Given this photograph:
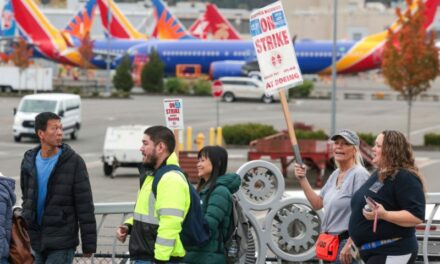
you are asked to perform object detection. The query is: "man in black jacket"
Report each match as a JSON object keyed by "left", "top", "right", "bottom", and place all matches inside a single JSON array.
[{"left": 20, "top": 112, "right": 97, "bottom": 264}]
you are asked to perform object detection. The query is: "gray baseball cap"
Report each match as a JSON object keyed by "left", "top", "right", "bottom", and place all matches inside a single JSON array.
[{"left": 330, "top": 129, "right": 360, "bottom": 146}]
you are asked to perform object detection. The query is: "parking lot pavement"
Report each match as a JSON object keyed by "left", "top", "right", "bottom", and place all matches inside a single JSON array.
[{"left": 1, "top": 95, "right": 440, "bottom": 202}]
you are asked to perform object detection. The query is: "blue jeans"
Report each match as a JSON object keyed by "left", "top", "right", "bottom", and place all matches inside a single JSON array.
[{"left": 34, "top": 248, "right": 75, "bottom": 264}]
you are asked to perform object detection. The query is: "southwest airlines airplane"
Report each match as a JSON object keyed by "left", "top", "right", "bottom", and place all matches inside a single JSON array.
[
  {"left": 11, "top": 0, "right": 439, "bottom": 79},
  {"left": 10, "top": 0, "right": 97, "bottom": 66},
  {"left": 117, "top": 0, "right": 439, "bottom": 79}
]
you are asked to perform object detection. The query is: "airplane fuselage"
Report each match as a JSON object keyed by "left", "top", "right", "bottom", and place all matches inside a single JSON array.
[{"left": 87, "top": 38, "right": 382, "bottom": 77}]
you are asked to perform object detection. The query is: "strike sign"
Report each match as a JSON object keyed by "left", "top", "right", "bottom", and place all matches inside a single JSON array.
[
  {"left": 250, "top": 1, "right": 303, "bottom": 95},
  {"left": 163, "top": 98, "right": 184, "bottom": 130}
]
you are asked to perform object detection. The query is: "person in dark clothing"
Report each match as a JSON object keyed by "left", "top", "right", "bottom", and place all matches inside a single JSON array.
[
  {"left": 183, "top": 146, "right": 241, "bottom": 264},
  {"left": 349, "top": 130, "right": 426, "bottom": 264},
  {"left": 0, "top": 172, "right": 16, "bottom": 264},
  {"left": 20, "top": 112, "right": 97, "bottom": 264}
]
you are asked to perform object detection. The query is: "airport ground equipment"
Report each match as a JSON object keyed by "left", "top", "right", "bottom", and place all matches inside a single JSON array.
[{"left": 102, "top": 125, "right": 149, "bottom": 177}]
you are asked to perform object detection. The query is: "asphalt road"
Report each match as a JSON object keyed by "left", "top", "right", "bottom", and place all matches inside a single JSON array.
[{"left": 1, "top": 93, "right": 440, "bottom": 203}]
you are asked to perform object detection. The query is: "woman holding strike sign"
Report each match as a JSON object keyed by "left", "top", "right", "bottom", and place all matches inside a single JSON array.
[{"left": 294, "top": 129, "right": 369, "bottom": 264}]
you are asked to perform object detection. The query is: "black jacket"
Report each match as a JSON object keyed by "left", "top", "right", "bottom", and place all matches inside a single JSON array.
[{"left": 20, "top": 143, "right": 97, "bottom": 253}]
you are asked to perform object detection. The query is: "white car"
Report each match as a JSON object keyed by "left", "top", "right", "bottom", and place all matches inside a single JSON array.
[{"left": 215, "top": 77, "right": 279, "bottom": 103}]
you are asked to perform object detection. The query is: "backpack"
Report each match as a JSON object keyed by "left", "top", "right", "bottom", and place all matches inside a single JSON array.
[
  {"left": 152, "top": 164, "right": 210, "bottom": 248},
  {"left": 222, "top": 194, "right": 255, "bottom": 264}
]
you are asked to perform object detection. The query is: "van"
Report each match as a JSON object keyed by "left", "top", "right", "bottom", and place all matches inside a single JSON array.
[{"left": 13, "top": 93, "right": 81, "bottom": 142}]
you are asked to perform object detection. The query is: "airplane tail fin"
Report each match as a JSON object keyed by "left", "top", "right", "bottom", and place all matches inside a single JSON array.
[
  {"left": 97, "top": 0, "right": 147, "bottom": 39},
  {"left": 189, "top": 13, "right": 208, "bottom": 39},
  {"left": 204, "top": 3, "right": 241, "bottom": 40},
  {"left": 1, "top": 0, "right": 16, "bottom": 38},
  {"left": 387, "top": 0, "right": 438, "bottom": 33},
  {"left": 63, "top": 0, "right": 97, "bottom": 39},
  {"left": 150, "top": 0, "right": 195, "bottom": 40},
  {"left": 11, "top": 0, "right": 87, "bottom": 66},
  {"left": 11, "top": 0, "right": 68, "bottom": 51},
  {"left": 331, "top": 0, "right": 439, "bottom": 74}
]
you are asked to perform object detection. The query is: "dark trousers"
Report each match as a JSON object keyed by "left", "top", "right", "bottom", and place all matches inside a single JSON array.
[{"left": 34, "top": 248, "right": 75, "bottom": 264}]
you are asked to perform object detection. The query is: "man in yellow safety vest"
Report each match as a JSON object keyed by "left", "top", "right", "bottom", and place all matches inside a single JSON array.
[{"left": 116, "top": 126, "right": 190, "bottom": 264}]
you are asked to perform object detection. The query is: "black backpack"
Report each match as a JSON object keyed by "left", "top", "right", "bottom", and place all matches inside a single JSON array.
[
  {"left": 222, "top": 194, "right": 255, "bottom": 264},
  {"left": 152, "top": 164, "right": 210, "bottom": 247}
]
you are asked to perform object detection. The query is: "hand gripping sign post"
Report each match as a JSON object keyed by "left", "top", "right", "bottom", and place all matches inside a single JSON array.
[
  {"left": 163, "top": 98, "right": 184, "bottom": 155},
  {"left": 250, "top": 1, "right": 304, "bottom": 164}
]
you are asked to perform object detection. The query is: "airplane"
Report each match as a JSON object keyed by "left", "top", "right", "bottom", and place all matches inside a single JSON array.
[
  {"left": 13, "top": 0, "right": 438, "bottom": 79},
  {"left": 189, "top": 3, "right": 241, "bottom": 40},
  {"left": 11, "top": 0, "right": 98, "bottom": 67},
  {"left": 115, "top": 0, "right": 438, "bottom": 79}
]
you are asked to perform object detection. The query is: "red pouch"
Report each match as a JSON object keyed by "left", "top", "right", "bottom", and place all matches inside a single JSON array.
[{"left": 315, "top": 233, "right": 339, "bottom": 262}]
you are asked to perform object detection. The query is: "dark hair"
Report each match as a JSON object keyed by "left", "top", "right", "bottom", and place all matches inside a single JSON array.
[
  {"left": 379, "top": 130, "right": 426, "bottom": 192},
  {"left": 35, "top": 112, "right": 61, "bottom": 135},
  {"left": 196, "top": 146, "right": 228, "bottom": 195},
  {"left": 144, "top": 126, "right": 175, "bottom": 154}
]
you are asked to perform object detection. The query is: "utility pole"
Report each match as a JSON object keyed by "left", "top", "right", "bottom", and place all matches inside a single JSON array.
[
  {"left": 105, "top": 0, "right": 112, "bottom": 96},
  {"left": 330, "top": 0, "right": 338, "bottom": 136}
]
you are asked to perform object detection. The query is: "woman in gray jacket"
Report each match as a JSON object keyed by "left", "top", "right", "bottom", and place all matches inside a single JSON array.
[{"left": 0, "top": 172, "right": 16, "bottom": 264}]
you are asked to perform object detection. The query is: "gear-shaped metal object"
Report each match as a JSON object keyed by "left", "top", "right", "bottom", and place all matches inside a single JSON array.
[
  {"left": 266, "top": 197, "right": 324, "bottom": 262},
  {"left": 244, "top": 171, "right": 274, "bottom": 201},
  {"left": 236, "top": 160, "right": 285, "bottom": 210},
  {"left": 275, "top": 205, "right": 320, "bottom": 253}
]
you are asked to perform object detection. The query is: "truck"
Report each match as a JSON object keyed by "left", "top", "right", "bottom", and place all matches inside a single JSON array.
[
  {"left": 0, "top": 66, "right": 53, "bottom": 92},
  {"left": 102, "top": 125, "right": 150, "bottom": 177}
]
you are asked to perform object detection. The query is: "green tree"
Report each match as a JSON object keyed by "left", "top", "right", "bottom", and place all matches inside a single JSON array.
[
  {"left": 112, "top": 54, "right": 134, "bottom": 92},
  {"left": 141, "top": 49, "right": 164, "bottom": 93},
  {"left": 382, "top": 0, "right": 439, "bottom": 139},
  {"left": 77, "top": 32, "right": 94, "bottom": 90}
]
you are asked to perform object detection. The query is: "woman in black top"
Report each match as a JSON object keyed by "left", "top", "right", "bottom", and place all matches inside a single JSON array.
[{"left": 349, "top": 130, "right": 426, "bottom": 264}]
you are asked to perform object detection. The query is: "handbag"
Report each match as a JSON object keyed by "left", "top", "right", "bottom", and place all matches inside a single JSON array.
[
  {"left": 9, "top": 209, "right": 34, "bottom": 264},
  {"left": 315, "top": 233, "right": 339, "bottom": 262}
]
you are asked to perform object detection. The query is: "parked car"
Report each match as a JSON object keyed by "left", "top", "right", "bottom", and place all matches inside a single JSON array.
[
  {"left": 13, "top": 93, "right": 81, "bottom": 142},
  {"left": 215, "top": 77, "right": 279, "bottom": 103}
]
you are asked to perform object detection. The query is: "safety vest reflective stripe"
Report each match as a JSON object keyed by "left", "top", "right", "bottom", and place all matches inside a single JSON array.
[
  {"left": 133, "top": 192, "right": 158, "bottom": 224},
  {"left": 156, "top": 236, "right": 176, "bottom": 247},
  {"left": 148, "top": 192, "right": 155, "bottom": 218},
  {"left": 158, "top": 208, "right": 184, "bottom": 217},
  {"left": 133, "top": 213, "right": 158, "bottom": 225}
]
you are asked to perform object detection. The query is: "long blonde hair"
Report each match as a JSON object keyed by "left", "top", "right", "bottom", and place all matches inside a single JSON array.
[{"left": 378, "top": 130, "right": 426, "bottom": 192}]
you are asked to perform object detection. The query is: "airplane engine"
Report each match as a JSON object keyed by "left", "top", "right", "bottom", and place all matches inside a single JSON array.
[{"left": 209, "top": 60, "right": 246, "bottom": 80}]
